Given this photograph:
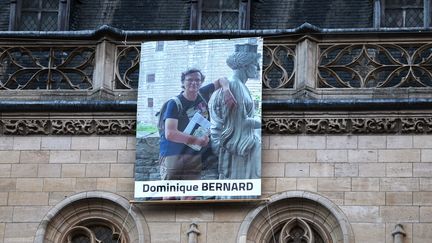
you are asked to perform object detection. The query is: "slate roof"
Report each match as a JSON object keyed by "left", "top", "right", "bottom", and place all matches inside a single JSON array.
[
  {"left": 0, "top": 0, "right": 382, "bottom": 31},
  {"left": 251, "top": 0, "right": 373, "bottom": 29}
]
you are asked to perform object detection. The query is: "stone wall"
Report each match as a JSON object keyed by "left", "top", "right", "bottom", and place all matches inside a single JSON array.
[{"left": 1, "top": 134, "right": 432, "bottom": 242}]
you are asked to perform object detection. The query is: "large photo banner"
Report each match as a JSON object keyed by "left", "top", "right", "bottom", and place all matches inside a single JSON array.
[{"left": 134, "top": 38, "right": 263, "bottom": 200}]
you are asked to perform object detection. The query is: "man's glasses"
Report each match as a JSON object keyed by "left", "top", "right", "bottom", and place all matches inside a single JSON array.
[{"left": 185, "top": 79, "right": 202, "bottom": 83}]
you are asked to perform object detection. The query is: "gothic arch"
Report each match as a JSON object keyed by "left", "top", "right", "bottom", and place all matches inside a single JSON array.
[
  {"left": 34, "top": 191, "right": 150, "bottom": 243},
  {"left": 237, "top": 191, "right": 355, "bottom": 243}
]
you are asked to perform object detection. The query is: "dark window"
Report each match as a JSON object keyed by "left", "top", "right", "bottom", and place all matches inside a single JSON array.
[
  {"left": 147, "top": 74, "right": 155, "bottom": 83},
  {"left": 382, "top": 0, "right": 426, "bottom": 27},
  {"left": 9, "top": 0, "right": 70, "bottom": 31},
  {"left": 156, "top": 41, "right": 164, "bottom": 51},
  {"left": 190, "top": 0, "right": 250, "bottom": 30},
  {"left": 148, "top": 98, "right": 154, "bottom": 108}
]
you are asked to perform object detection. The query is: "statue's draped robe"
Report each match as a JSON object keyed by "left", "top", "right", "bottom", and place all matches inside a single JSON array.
[{"left": 209, "top": 79, "right": 260, "bottom": 179}]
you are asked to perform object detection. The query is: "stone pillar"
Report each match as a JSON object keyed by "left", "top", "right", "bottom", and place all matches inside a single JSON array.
[
  {"left": 294, "top": 37, "right": 318, "bottom": 95},
  {"left": 93, "top": 39, "right": 116, "bottom": 94},
  {"left": 392, "top": 224, "right": 406, "bottom": 243},
  {"left": 187, "top": 222, "right": 201, "bottom": 243}
]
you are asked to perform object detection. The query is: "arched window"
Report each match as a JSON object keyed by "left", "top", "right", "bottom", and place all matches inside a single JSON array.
[
  {"left": 237, "top": 191, "right": 355, "bottom": 243},
  {"left": 34, "top": 191, "right": 149, "bottom": 243}
]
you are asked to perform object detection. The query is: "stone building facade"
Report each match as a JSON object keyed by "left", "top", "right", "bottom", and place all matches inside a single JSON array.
[{"left": 0, "top": 0, "right": 432, "bottom": 243}]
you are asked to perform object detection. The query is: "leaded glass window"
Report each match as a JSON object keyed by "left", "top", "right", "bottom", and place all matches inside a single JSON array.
[
  {"left": 65, "top": 222, "right": 126, "bottom": 243},
  {"left": 382, "top": 0, "right": 424, "bottom": 27},
  {"left": 10, "top": 0, "right": 70, "bottom": 31},
  {"left": 190, "top": 0, "right": 250, "bottom": 30}
]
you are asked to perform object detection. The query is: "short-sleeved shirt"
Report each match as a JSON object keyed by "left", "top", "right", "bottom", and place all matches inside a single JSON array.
[{"left": 159, "top": 83, "right": 215, "bottom": 156}]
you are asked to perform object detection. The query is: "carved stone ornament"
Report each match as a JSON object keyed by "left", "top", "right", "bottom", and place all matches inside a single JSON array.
[
  {"left": 2, "top": 112, "right": 432, "bottom": 135},
  {"left": 0, "top": 114, "right": 136, "bottom": 135},
  {"left": 262, "top": 113, "right": 432, "bottom": 135}
]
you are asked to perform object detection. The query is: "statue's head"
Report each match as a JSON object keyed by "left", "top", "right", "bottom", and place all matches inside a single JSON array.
[{"left": 226, "top": 44, "right": 260, "bottom": 79}]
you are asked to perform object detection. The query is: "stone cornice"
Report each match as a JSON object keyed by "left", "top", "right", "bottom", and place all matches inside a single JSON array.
[
  {"left": 1, "top": 111, "right": 432, "bottom": 135},
  {"left": 262, "top": 111, "right": 432, "bottom": 134}
]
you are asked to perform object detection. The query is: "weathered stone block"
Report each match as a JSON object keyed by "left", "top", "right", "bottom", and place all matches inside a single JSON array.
[
  {"left": 348, "top": 150, "right": 377, "bottom": 163},
  {"left": 269, "top": 135, "right": 297, "bottom": 149},
  {"left": 118, "top": 150, "right": 136, "bottom": 163},
  {"left": 413, "top": 223, "right": 432, "bottom": 242},
  {"left": 49, "top": 151, "right": 80, "bottom": 164},
  {"left": 297, "top": 178, "right": 317, "bottom": 192},
  {"left": 80, "top": 151, "right": 117, "bottom": 163},
  {"left": 8, "top": 192, "right": 48, "bottom": 206},
  {"left": 317, "top": 178, "right": 351, "bottom": 191},
  {"left": 352, "top": 178, "right": 379, "bottom": 191},
  {"left": 43, "top": 178, "right": 76, "bottom": 192},
  {"left": 61, "top": 164, "right": 86, "bottom": 177},
  {"left": 262, "top": 163, "right": 284, "bottom": 177},
  {"left": 387, "top": 135, "right": 413, "bottom": 148},
  {"left": 37, "top": 164, "right": 61, "bottom": 178},
  {"left": 0, "top": 179, "right": 16, "bottom": 192},
  {"left": 12, "top": 206, "right": 51, "bottom": 222},
  {"left": 344, "top": 192, "right": 385, "bottom": 205},
  {"left": 413, "top": 135, "right": 432, "bottom": 148},
  {"left": 358, "top": 135, "right": 386, "bottom": 149},
  {"left": 380, "top": 178, "right": 419, "bottom": 191},
  {"left": 148, "top": 222, "right": 181, "bottom": 243},
  {"left": 0, "top": 151, "right": 20, "bottom": 164},
  {"left": 16, "top": 178, "right": 43, "bottom": 192},
  {"left": 285, "top": 163, "right": 309, "bottom": 177},
  {"left": 386, "top": 163, "right": 412, "bottom": 177},
  {"left": 85, "top": 164, "right": 110, "bottom": 177},
  {"left": 380, "top": 206, "right": 419, "bottom": 222},
  {"left": 96, "top": 178, "right": 117, "bottom": 191},
  {"left": 326, "top": 135, "right": 357, "bottom": 149},
  {"left": 110, "top": 164, "right": 134, "bottom": 177},
  {"left": 414, "top": 192, "right": 432, "bottom": 206},
  {"left": 310, "top": 163, "right": 334, "bottom": 177},
  {"left": 386, "top": 192, "right": 412, "bottom": 205},
  {"left": 335, "top": 163, "right": 358, "bottom": 177},
  {"left": 351, "top": 223, "right": 385, "bottom": 243},
  {"left": 279, "top": 150, "right": 315, "bottom": 162},
  {"left": 276, "top": 178, "right": 296, "bottom": 192},
  {"left": 0, "top": 137, "right": 14, "bottom": 150},
  {"left": 0, "top": 165, "right": 11, "bottom": 177},
  {"left": 316, "top": 150, "right": 347, "bottom": 162},
  {"left": 99, "top": 136, "right": 127, "bottom": 150},
  {"left": 298, "top": 136, "right": 326, "bottom": 149},
  {"left": 19, "top": 151, "right": 49, "bottom": 164},
  {"left": 41, "top": 137, "right": 71, "bottom": 150},
  {"left": 413, "top": 163, "right": 432, "bottom": 177},
  {"left": 207, "top": 223, "right": 240, "bottom": 243},
  {"left": 359, "top": 163, "right": 385, "bottom": 177},
  {"left": 262, "top": 149, "right": 278, "bottom": 163},
  {"left": 378, "top": 149, "right": 420, "bottom": 162},
  {"left": 71, "top": 136, "right": 99, "bottom": 150},
  {"left": 13, "top": 137, "right": 41, "bottom": 150},
  {"left": 340, "top": 206, "right": 379, "bottom": 222},
  {"left": 11, "top": 164, "right": 38, "bottom": 178}
]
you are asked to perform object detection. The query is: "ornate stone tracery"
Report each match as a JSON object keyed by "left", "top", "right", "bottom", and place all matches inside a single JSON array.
[{"left": 263, "top": 114, "right": 432, "bottom": 134}]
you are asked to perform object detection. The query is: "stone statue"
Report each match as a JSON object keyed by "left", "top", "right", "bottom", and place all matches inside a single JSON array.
[{"left": 209, "top": 43, "right": 261, "bottom": 180}]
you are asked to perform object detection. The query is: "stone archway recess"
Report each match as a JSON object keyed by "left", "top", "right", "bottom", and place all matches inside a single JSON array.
[
  {"left": 34, "top": 191, "right": 150, "bottom": 243},
  {"left": 237, "top": 191, "right": 355, "bottom": 243}
]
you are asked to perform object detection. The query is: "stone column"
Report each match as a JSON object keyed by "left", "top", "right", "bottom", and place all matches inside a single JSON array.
[
  {"left": 187, "top": 222, "right": 201, "bottom": 243},
  {"left": 391, "top": 224, "right": 406, "bottom": 243},
  {"left": 294, "top": 37, "right": 318, "bottom": 96}
]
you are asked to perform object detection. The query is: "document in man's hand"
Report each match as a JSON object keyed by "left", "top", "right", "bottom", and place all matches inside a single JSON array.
[{"left": 184, "top": 112, "right": 211, "bottom": 151}]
